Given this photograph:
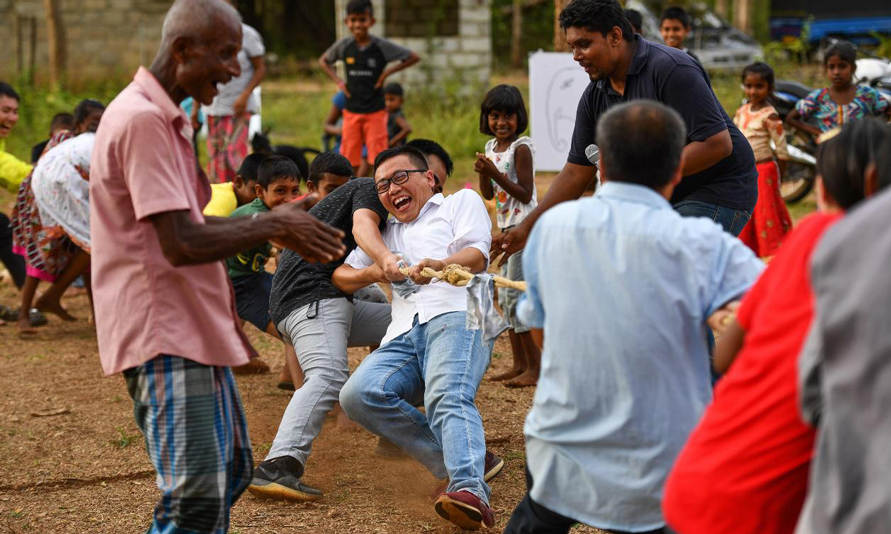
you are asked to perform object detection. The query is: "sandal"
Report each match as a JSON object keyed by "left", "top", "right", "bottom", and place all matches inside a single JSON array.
[
  {"left": 0, "top": 305, "right": 16, "bottom": 322},
  {"left": 29, "top": 309, "right": 48, "bottom": 327}
]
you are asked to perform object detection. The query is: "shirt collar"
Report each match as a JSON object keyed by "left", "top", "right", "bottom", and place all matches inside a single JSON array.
[
  {"left": 389, "top": 192, "right": 444, "bottom": 225},
  {"left": 597, "top": 181, "right": 671, "bottom": 210},
  {"left": 596, "top": 35, "right": 649, "bottom": 91},
  {"left": 133, "top": 67, "right": 189, "bottom": 126}
]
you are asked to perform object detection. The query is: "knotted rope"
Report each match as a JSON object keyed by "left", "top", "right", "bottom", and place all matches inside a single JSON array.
[{"left": 398, "top": 264, "right": 527, "bottom": 292}]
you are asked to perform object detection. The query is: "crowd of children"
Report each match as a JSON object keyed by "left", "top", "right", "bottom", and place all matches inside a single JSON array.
[{"left": 3, "top": 0, "right": 891, "bottom": 532}]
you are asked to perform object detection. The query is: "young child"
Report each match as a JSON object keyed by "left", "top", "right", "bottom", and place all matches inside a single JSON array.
[
  {"left": 204, "top": 152, "right": 267, "bottom": 218},
  {"left": 734, "top": 62, "right": 793, "bottom": 257},
  {"left": 302, "top": 151, "right": 353, "bottom": 209},
  {"left": 227, "top": 156, "right": 302, "bottom": 382},
  {"left": 384, "top": 82, "right": 411, "bottom": 147},
  {"left": 660, "top": 7, "right": 699, "bottom": 62},
  {"left": 12, "top": 98, "right": 105, "bottom": 334},
  {"left": 663, "top": 118, "right": 891, "bottom": 534},
  {"left": 475, "top": 84, "right": 540, "bottom": 388},
  {"left": 787, "top": 40, "right": 890, "bottom": 139},
  {"left": 503, "top": 101, "right": 764, "bottom": 534},
  {"left": 319, "top": 0, "right": 420, "bottom": 174},
  {"left": 31, "top": 113, "right": 74, "bottom": 164}
]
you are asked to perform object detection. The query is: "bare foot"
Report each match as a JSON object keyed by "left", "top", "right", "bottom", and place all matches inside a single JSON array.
[
  {"left": 505, "top": 369, "right": 539, "bottom": 388},
  {"left": 17, "top": 317, "right": 38, "bottom": 335},
  {"left": 35, "top": 298, "right": 77, "bottom": 322},
  {"left": 489, "top": 367, "right": 525, "bottom": 382}
]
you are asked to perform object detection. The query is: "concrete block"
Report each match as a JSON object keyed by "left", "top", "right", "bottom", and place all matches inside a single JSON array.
[{"left": 460, "top": 36, "right": 489, "bottom": 53}]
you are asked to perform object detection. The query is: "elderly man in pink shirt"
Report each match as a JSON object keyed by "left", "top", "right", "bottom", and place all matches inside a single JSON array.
[{"left": 89, "top": 1, "right": 345, "bottom": 532}]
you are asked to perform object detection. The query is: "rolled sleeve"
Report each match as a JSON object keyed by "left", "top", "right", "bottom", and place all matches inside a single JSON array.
[
  {"left": 706, "top": 232, "right": 765, "bottom": 316},
  {"left": 121, "top": 113, "right": 191, "bottom": 220},
  {"left": 447, "top": 190, "right": 492, "bottom": 265},
  {"left": 345, "top": 247, "right": 374, "bottom": 269},
  {"left": 662, "top": 65, "right": 728, "bottom": 142},
  {"left": 516, "top": 224, "right": 545, "bottom": 328}
]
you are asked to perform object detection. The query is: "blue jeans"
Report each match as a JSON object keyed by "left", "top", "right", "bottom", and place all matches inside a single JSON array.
[
  {"left": 673, "top": 200, "right": 751, "bottom": 237},
  {"left": 339, "top": 312, "right": 492, "bottom": 502}
]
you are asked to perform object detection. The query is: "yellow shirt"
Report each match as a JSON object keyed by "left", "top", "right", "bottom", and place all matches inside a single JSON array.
[
  {"left": 203, "top": 182, "right": 238, "bottom": 217},
  {"left": 0, "top": 138, "right": 33, "bottom": 194}
]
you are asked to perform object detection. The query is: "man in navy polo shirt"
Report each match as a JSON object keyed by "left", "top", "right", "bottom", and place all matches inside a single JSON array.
[{"left": 493, "top": 0, "right": 757, "bottom": 263}]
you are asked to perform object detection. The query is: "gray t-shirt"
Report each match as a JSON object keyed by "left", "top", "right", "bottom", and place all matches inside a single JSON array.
[
  {"left": 795, "top": 188, "right": 891, "bottom": 534},
  {"left": 204, "top": 23, "right": 265, "bottom": 117},
  {"left": 324, "top": 36, "right": 411, "bottom": 114}
]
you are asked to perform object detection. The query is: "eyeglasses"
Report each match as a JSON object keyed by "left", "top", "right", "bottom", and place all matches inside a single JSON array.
[{"left": 375, "top": 169, "right": 427, "bottom": 194}]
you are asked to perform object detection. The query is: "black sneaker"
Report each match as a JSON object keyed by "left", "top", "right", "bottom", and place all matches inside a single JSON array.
[{"left": 247, "top": 456, "right": 323, "bottom": 502}]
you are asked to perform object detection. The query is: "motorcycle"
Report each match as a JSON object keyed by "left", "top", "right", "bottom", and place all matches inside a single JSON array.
[
  {"left": 771, "top": 56, "right": 891, "bottom": 204},
  {"left": 772, "top": 81, "right": 819, "bottom": 203}
]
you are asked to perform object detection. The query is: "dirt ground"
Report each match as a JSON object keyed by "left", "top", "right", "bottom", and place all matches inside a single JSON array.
[{"left": 0, "top": 281, "right": 607, "bottom": 534}]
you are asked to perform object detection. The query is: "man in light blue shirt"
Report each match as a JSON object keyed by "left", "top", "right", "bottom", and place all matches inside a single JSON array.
[{"left": 503, "top": 101, "right": 764, "bottom": 534}]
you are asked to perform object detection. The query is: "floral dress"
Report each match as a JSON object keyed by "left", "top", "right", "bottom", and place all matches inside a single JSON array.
[
  {"left": 11, "top": 130, "right": 77, "bottom": 282},
  {"left": 795, "top": 86, "right": 889, "bottom": 133}
]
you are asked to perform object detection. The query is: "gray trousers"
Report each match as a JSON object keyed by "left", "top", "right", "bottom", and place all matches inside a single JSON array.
[{"left": 266, "top": 297, "right": 391, "bottom": 465}]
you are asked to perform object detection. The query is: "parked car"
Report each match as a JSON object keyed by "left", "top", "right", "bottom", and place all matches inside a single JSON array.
[{"left": 626, "top": 1, "right": 763, "bottom": 70}]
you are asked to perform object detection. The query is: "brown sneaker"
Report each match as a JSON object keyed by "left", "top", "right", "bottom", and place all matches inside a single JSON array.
[
  {"left": 429, "top": 451, "right": 504, "bottom": 500},
  {"left": 434, "top": 490, "right": 494, "bottom": 530},
  {"left": 232, "top": 358, "right": 270, "bottom": 375}
]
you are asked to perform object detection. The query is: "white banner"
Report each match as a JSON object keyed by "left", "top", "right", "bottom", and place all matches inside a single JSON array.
[{"left": 529, "top": 51, "right": 591, "bottom": 171}]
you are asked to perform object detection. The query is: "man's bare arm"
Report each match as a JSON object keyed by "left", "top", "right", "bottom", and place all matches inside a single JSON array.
[
  {"left": 490, "top": 161, "right": 595, "bottom": 265},
  {"left": 682, "top": 129, "right": 733, "bottom": 176},
  {"left": 352, "top": 208, "right": 405, "bottom": 281},
  {"left": 151, "top": 199, "right": 345, "bottom": 267},
  {"left": 332, "top": 263, "right": 387, "bottom": 294}
]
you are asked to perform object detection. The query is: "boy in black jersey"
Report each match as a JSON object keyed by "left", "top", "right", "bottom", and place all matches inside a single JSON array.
[{"left": 319, "top": 0, "right": 420, "bottom": 175}]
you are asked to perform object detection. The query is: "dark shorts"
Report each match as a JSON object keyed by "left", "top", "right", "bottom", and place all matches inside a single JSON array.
[{"left": 232, "top": 271, "right": 273, "bottom": 332}]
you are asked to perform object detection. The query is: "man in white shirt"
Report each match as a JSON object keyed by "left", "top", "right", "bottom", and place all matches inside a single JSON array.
[{"left": 335, "top": 145, "right": 496, "bottom": 530}]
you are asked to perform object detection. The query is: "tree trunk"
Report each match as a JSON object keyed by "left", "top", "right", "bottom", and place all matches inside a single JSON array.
[
  {"left": 510, "top": 0, "right": 523, "bottom": 69},
  {"left": 554, "top": 0, "right": 571, "bottom": 52},
  {"left": 714, "top": 0, "right": 729, "bottom": 18},
  {"left": 734, "top": 0, "right": 753, "bottom": 34},
  {"left": 43, "top": 0, "right": 65, "bottom": 88}
]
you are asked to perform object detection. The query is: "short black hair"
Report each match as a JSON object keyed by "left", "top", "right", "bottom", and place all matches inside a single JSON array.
[
  {"left": 479, "top": 85, "right": 528, "bottom": 136},
  {"left": 237, "top": 153, "right": 268, "bottom": 184},
  {"left": 346, "top": 0, "right": 373, "bottom": 16},
  {"left": 597, "top": 101, "right": 686, "bottom": 189},
  {"left": 406, "top": 139, "right": 454, "bottom": 177},
  {"left": 308, "top": 152, "right": 353, "bottom": 184},
  {"left": 741, "top": 61, "right": 776, "bottom": 92},
  {"left": 73, "top": 99, "right": 105, "bottom": 125},
  {"left": 559, "top": 0, "right": 633, "bottom": 41},
  {"left": 823, "top": 40, "right": 857, "bottom": 68},
  {"left": 257, "top": 155, "right": 301, "bottom": 189},
  {"left": 817, "top": 119, "right": 891, "bottom": 210},
  {"left": 624, "top": 9, "right": 642, "bottom": 34},
  {"left": 660, "top": 6, "right": 691, "bottom": 28},
  {"left": 0, "top": 82, "right": 20, "bottom": 101},
  {"left": 50, "top": 112, "right": 75, "bottom": 132},
  {"left": 384, "top": 82, "right": 404, "bottom": 97},
  {"left": 373, "top": 145, "right": 429, "bottom": 178}
]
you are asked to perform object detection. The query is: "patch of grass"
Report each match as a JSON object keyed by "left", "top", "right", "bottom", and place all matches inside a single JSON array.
[{"left": 109, "top": 426, "right": 140, "bottom": 449}]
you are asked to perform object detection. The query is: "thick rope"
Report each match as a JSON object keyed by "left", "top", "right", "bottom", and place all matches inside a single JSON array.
[{"left": 398, "top": 264, "right": 527, "bottom": 292}]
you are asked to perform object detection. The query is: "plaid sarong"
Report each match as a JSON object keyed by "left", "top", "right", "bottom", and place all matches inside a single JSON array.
[
  {"left": 206, "top": 113, "right": 251, "bottom": 184},
  {"left": 124, "top": 355, "right": 253, "bottom": 533}
]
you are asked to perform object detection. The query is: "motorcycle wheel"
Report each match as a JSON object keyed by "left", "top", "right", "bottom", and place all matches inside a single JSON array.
[{"left": 781, "top": 160, "right": 815, "bottom": 204}]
